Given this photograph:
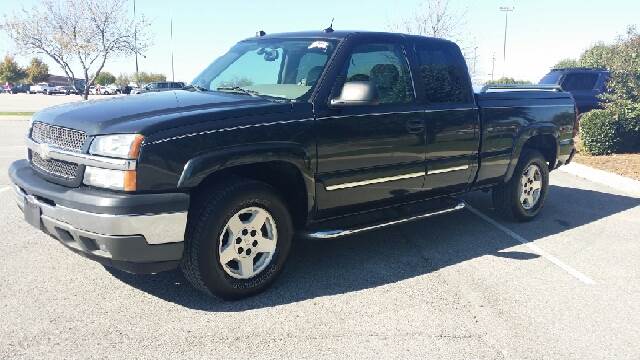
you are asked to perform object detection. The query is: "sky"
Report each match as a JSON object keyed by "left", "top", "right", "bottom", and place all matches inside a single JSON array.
[{"left": 1, "top": 0, "right": 639, "bottom": 85}]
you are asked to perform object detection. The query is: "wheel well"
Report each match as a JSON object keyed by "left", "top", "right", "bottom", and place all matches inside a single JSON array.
[
  {"left": 522, "top": 134, "right": 557, "bottom": 170},
  {"left": 192, "top": 162, "right": 309, "bottom": 229}
]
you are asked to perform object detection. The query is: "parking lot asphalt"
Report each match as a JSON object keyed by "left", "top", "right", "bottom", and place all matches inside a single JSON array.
[{"left": 1, "top": 118, "right": 639, "bottom": 359}]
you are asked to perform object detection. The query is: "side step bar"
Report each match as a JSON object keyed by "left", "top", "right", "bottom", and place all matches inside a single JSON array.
[{"left": 305, "top": 200, "right": 466, "bottom": 239}]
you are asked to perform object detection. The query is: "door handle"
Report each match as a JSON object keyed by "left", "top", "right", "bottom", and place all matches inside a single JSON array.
[{"left": 406, "top": 119, "right": 425, "bottom": 134}]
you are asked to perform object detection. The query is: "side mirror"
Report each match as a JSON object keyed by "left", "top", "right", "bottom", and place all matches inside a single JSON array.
[{"left": 330, "top": 81, "right": 379, "bottom": 107}]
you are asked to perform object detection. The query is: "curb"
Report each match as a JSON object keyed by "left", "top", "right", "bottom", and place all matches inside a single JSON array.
[
  {"left": 0, "top": 115, "right": 31, "bottom": 121},
  {"left": 559, "top": 162, "right": 640, "bottom": 198}
]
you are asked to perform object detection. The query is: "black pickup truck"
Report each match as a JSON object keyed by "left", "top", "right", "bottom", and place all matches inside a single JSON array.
[{"left": 9, "top": 31, "right": 577, "bottom": 299}]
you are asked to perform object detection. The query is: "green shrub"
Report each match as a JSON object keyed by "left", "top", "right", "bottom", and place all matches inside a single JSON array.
[
  {"left": 580, "top": 109, "right": 640, "bottom": 155},
  {"left": 580, "top": 110, "right": 620, "bottom": 155}
]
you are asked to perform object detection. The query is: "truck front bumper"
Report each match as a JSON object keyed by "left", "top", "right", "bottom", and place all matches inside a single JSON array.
[{"left": 9, "top": 160, "right": 188, "bottom": 274}]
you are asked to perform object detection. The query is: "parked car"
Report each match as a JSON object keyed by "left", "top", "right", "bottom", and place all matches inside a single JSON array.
[
  {"left": 9, "top": 31, "right": 577, "bottom": 300},
  {"left": 101, "top": 84, "right": 120, "bottom": 95},
  {"left": 539, "top": 68, "right": 609, "bottom": 115},
  {"left": 29, "top": 82, "right": 57, "bottom": 95},
  {"left": 133, "top": 81, "right": 185, "bottom": 94},
  {"left": 53, "top": 85, "right": 79, "bottom": 95},
  {"left": 8, "top": 84, "right": 31, "bottom": 94}
]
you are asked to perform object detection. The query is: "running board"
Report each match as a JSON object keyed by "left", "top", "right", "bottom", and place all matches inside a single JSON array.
[{"left": 305, "top": 199, "right": 466, "bottom": 239}]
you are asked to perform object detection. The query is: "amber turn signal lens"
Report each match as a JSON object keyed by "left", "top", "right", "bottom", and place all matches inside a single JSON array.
[
  {"left": 128, "top": 134, "right": 145, "bottom": 159},
  {"left": 124, "top": 170, "right": 137, "bottom": 192}
]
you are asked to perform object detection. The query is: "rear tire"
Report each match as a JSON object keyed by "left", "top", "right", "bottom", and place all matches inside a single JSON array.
[
  {"left": 181, "top": 178, "right": 293, "bottom": 300},
  {"left": 492, "top": 149, "right": 549, "bottom": 222}
]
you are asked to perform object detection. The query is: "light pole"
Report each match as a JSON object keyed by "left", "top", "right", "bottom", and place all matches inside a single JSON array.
[
  {"left": 133, "top": 0, "right": 139, "bottom": 86},
  {"left": 499, "top": 6, "right": 514, "bottom": 76},
  {"left": 170, "top": 18, "right": 175, "bottom": 82},
  {"left": 473, "top": 46, "right": 478, "bottom": 75}
]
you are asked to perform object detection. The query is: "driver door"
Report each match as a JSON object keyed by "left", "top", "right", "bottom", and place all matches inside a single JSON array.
[{"left": 314, "top": 36, "right": 427, "bottom": 217}]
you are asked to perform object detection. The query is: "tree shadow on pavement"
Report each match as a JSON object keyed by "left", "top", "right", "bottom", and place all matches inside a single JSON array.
[{"left": 108, "top": 185, "right": 639, "bottom": 311}]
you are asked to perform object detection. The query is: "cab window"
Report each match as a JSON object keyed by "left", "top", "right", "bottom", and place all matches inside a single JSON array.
[
  {"left": 342, "top": 43, "right": 415, "bottom": 105},
  {"left": 414, "top": 41, "right": 473, "bottom": 104}
]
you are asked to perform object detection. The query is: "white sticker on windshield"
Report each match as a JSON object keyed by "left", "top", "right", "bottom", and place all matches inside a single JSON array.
[{"left": 308, "top": 41, "right": 329, "bottom": 50}]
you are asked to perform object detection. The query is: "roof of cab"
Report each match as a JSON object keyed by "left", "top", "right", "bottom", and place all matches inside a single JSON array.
[{"left": 244, "top": 30, "right": 457, "bottom": 45}]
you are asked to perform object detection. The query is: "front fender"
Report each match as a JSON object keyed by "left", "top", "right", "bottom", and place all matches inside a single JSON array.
[
  {"left": 177, "top": 141, "right": 313, "bottom": 189},
  {"left": 504, "top": 123, "right": 559, "bottom": 183}
]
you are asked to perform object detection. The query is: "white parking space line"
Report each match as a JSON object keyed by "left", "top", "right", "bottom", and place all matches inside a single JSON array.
[{"left": 466, "top": 205, "right": 596, "bottom": 285}]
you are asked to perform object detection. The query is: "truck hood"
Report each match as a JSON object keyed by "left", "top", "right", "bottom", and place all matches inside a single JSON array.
[{"left": 32, "top": 90, "right": 288, "bottom": 136}]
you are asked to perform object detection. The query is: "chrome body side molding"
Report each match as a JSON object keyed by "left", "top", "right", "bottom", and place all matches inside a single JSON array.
[
  {"left": 427, "top": 165, "right": 469, "bottom": 175},
  {"left": 325, "top": 171, "right": 426, "bottom": 191}
]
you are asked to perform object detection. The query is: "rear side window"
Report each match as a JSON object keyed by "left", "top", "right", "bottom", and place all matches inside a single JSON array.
[
  {"left": 562, "top": 73, "right": 599, "bottom": 91},
  {"left": 540, "top": 72, "right": 562, "bottom": 85},
  {"left": 414, "top": 41, "right": 472, "bottom": 104}
]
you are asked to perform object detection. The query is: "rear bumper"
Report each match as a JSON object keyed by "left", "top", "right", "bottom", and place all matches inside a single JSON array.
[{"left": 9, "top": 160, "right": 188, "bottom": 274}]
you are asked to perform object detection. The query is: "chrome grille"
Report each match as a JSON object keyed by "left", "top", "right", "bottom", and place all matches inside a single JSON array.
[
  {"left": 31, "top": 152, "right": 79, "bottom": 179},
  {"left": 31, "top": 122, "right": 87, "bottom": 152}
]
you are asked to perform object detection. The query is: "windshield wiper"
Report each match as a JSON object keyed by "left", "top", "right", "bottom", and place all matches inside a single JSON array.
[
  {"left": 216, "top": 86, "right": 291, "bottom": 102},
  {"left": 183, "top": 84, "right": 209, "bottom": 92},
  {"left": 216, "top": 86, "right": 260, "bottom": 97}
]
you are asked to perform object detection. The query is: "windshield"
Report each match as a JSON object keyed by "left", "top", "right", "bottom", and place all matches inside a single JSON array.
[{"left": 191, "top": 39, "right": 337, "bottom": 101}]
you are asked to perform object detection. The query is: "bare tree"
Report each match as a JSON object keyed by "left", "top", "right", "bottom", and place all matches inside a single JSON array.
[
  {"left": 390, "top": 0, "right": 465, "bottom": 39},
  {"left": 388, "top": 0, "right": 478, "bottom": 79},
  {"left": 2, "top": 0, "right": 149, "bottom": 99}
]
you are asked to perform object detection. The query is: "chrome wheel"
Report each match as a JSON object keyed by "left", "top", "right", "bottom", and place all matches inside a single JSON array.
[
  {"left": 218, "top": 207, "right": 278, "bottom": 279},
  {"left": 519, "top": 164, "right": 543, "bottom": 210}
]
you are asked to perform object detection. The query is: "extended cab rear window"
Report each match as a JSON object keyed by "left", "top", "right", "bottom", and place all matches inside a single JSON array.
[
  {"left": 414, "top": 41, "right": 472, "bottom": 104},
  {"left": 562, "top": 73, "right": 599, "bottom": 91}
]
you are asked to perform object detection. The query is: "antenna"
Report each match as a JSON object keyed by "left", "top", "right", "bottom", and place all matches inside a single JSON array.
[{"left": 324, "top": 18, "right": 335, "bottom": 33}]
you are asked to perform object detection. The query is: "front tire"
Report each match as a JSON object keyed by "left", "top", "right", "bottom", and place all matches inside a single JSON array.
[
  {"left": 181, "top": 178, "right": 293, "bottom": 300},
  {"left": 492, "top": 150, "right": 549, "bottom": 222}
]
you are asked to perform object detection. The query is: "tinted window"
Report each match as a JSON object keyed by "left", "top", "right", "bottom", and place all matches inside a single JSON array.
[
  {"left": 540, "top": 71, "right": 562, "bottom": 85},
  {"left": 343, "top": 43, "right": 414, "bottom": 105},
  {"left": 415, "top": 41, "right": 472, "bottom": 104},
  {"left": 562, "top": 73, "right": 599, "bottom": 91},
  {"left": 158, "top": 82, "right": 169, "bottom": 89}
]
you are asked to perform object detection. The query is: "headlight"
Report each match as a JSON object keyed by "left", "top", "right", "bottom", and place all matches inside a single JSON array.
[
  {"left": 83, "top": 166, "right": 137, "bottom": 191},
  {"left": 89, "top": 134, "right": 144, "bottom": 159}
]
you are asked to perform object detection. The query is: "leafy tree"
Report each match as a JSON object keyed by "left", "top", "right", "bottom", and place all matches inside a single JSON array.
[
  {"left": 0, "top": 55, "right": 25, "bottom": 84},
  {"left": 597, "top": 27, "right": 640, "bottom": 115},
  {"left": 2, "top": 0, "right": 150, "bottom": 99},
  {"left": 115, "top": 73, "right": 131, "bottom": 87},
  {"left": 579, "top": 43, "right": 613, "bottom": 69},
  {"left": 136, "top": 72, "right": 167, "bottom": 85},
  {"left": 484, "top": 77, "right": 532, "bottom": 86},
  {"left": 94, "top": 71, "right": 116, "bottom": 85},
  {"left": 24, "top": 58, "right": 49, "bottom": 84},
  {"left": 553, "top": 58, "right": 580, "bottom": 69}
]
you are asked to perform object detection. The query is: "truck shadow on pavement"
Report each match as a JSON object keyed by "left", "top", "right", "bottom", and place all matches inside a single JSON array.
[{"left": 108, "top": 185, "right": 639, "bottom": 311}]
